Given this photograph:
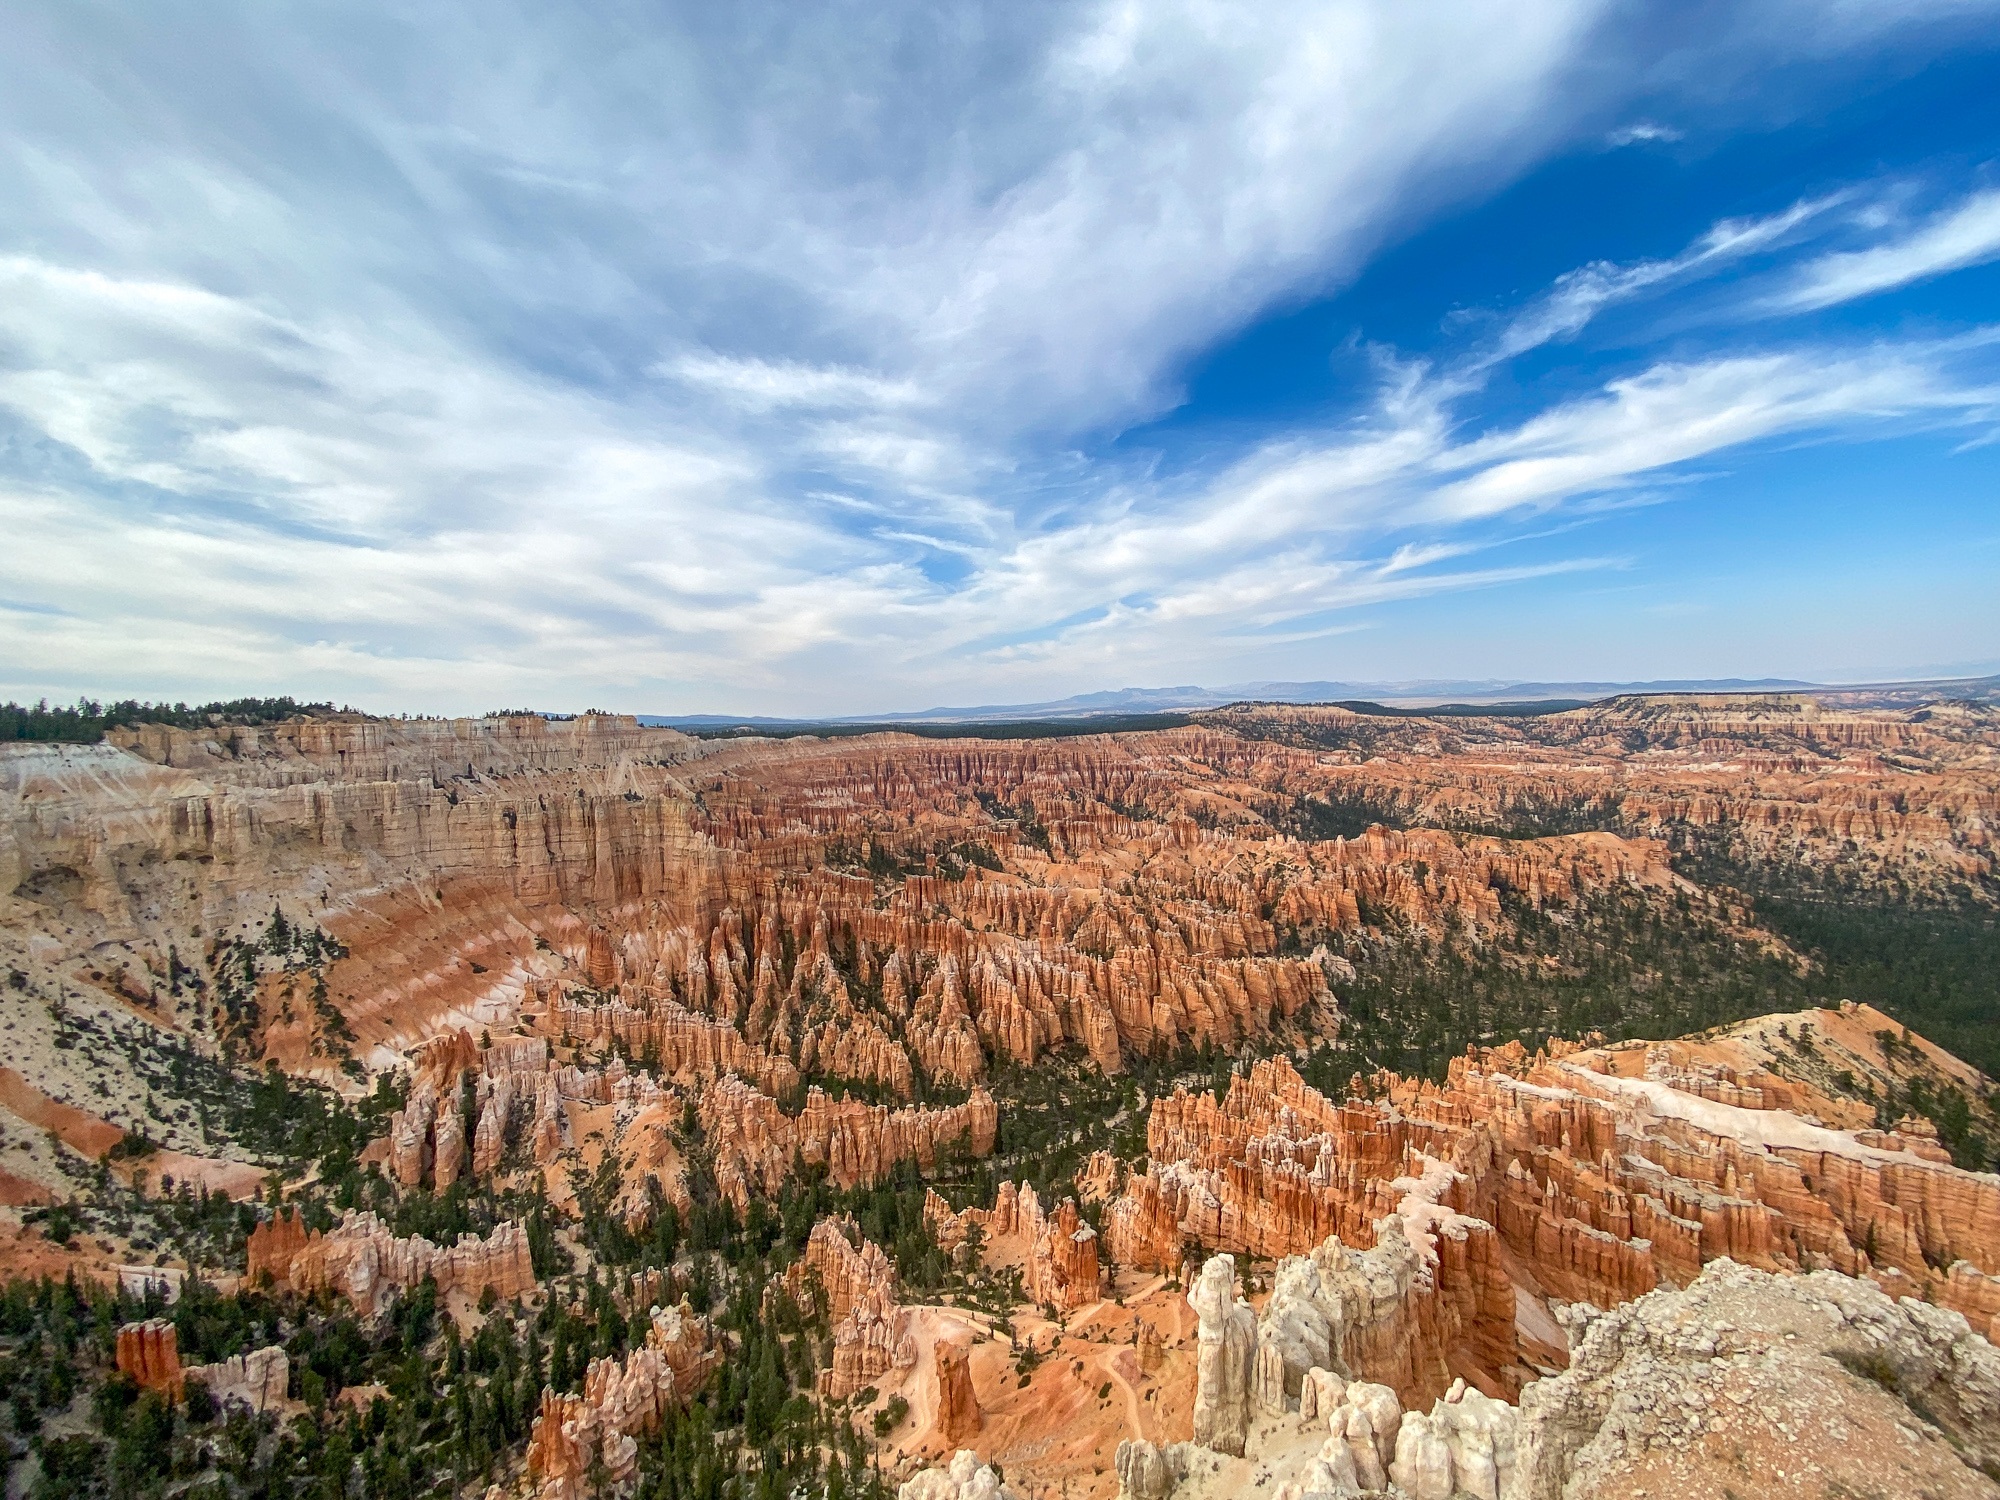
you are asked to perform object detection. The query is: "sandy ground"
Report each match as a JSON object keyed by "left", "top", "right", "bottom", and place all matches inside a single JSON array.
[
  {"left": 0, "top": 1212, "right": 123, "bottom": 1287},
  {"left": 864, "top": 1271, "right": 1201, "bottom": 1500},
  {"left": 0, "top": 1064, "right": 266, "bottom": 1201}
]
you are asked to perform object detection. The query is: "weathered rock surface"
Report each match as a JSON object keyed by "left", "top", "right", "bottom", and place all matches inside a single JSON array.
[
  {"left": 928, "top": 1182, "right": 1102, "bottom": 1311},
  {"left": 1111, "top": 1439, "right": 1176, "bottom": 1500},
  {"left": 1510, "top": 1259, "right": 2000, "bottom": 1500},
  {"left": 1204, "top": 695, "right": 2000, "bottom": 904},
  {"left": 934, "top": 1338, "right": 981, "bottom": 1447},
  {"left": 185, "top": 1347, "right": 291, "bottom": 1413},
  {"left": 782, "top": 1218, "right": 919, "bottom": 1400},
  {"left": 1109, "top": 1028, "right": 2000, "bottom": 1407},
  {"left": 898, "top": 1450, "right": 1023, "bottom": 1500},
  {"left": 2, "top": 704, "right": 1771, "bottom": 1098},
  {"left": 1188, "top": 1254, "right": 1255, "bottom": 1456},
  {"left": 526, "top": 1301, "right": 721, "bottom": 1500},
  {"left": 1270, "top": 1374, "right": 1519, "bottom": 1500},
  {"left": 117, "top": 1319, "right": 289, "bottom": 1412},
  {"left": 698, "top": 1075, "right": 997, "bottom": 1209},
  {"left": 116, "top": 1318, "right": 181, "bottom": 1391},
  {"left": 248, "top": 1208, "right": 534, "bottom": 1315}
]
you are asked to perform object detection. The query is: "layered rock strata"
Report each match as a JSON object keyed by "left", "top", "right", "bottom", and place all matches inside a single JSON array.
[
  {"left": 697, "top": 1076, "right": 997, "bottom": 1209},
  {"left": 372, "top": 1019, "right": 995, "bottom": 1228},
  {"left": 1203, "top": 695, "right": 2000, "bottom": 903},
  {"left": 2, "top": 706, "right": 1744, "bottom": 1095},
  {"left": 1107, "top": 1035, "right": 2000, "bottom": 1407}
]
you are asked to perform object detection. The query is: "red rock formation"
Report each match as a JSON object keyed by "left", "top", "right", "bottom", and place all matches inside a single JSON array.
[
  {"left": 246, "top": 1207, "right": 313, "bottom": 1286},
  {"left": 785, "top": 1218, "right": 899, "bottom": 1323},
  {"left": 783, "top": 1219, "right": 918, "bottom": 1400},
  {"left": 255, "top": 1210, "right": 535, "bottom": 1314},
  {"left": 542, "top": 994, "right": 800, "bottom": 1097},
  {"left": 115, "top": 1320, "right": 291, "bottom": 1412},
  {"left": 697, "top": 1075, "right": 996, "bottom": 1210},
  {"left": 934, "top": 1338, "right": 981, "bottom": 1447},
  {"left": 116, "top": 1319, "right": 181, "bottom": 1392},
  {"left": 925, "top": 1180, "right": 1102, "bottom": 1311},
  {"left": 1102, "top": 1170, "right": 1183, "bottom": 1275},
  {"left": 1200, "top": 697, "right": 1999, "bottom": 904},
  {"left": 526, "top": 1301, "right": 721, "bottom": 1500},
  {"left": 1027, "top": 1198, "right": 1102, "bottom": 1312},
  {"left": 1110, "top": 1030, "right": 2000, "bottom": 1407},
  {"left": 11, "top": 697, "right": 1991, "bottom": 1103},
  {"left": 1075, "top": 1150, "right": 1123, "bottom": 1205}
]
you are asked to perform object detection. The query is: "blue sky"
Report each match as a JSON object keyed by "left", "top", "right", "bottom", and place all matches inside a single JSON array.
[{"left": 1, "top": 2, "right": 1997, "bottom": 715}]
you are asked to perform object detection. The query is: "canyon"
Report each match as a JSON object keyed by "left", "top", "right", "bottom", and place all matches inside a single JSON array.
[{"left": 2, "top": 695, "right": 1997, "bottom": 1500}]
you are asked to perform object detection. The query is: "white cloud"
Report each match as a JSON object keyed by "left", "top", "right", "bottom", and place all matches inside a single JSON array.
[
  {"left": 1, "top": 4, "right": 1997, "bottom": 711},
  {"left": 1483, "top": 195, "right": 1840, "bottom": 361},
  {"left": 1606, "top": 122, "right": 1684, "bottom": 146},
  {"left": 3, "top": 251, "right": 1992, "bottom": 714},
  {"left": 1431, "top": 348, "right": 1994, "bottom": 519},
  {"left": 658, "top": 354, "right": 926, "bottom": 412},
  {"left": 1777, "top": 186, "right": 2000, "bottom": 310}
]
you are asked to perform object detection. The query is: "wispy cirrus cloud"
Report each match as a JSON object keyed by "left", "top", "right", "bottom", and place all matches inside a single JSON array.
[
  {"left": 658, "top": 354, "right": 927, "bottom": 413},
  {"left": 1, "top": 2, "right": 1998, "bottom": 711},
  {"left": 1482, "top": 195, "right": 1841, "bottom": 362},
  {"left": 1605, "top": 122, "right": 1684, "bottom": 147},
  {"left": 1775, "top": 185, "right": 2000, "bottom": 311}
]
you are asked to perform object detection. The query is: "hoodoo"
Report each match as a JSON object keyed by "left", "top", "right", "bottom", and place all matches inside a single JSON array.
[{"left": 3, "top": 695, "right": 1997, "bottom": 1500}]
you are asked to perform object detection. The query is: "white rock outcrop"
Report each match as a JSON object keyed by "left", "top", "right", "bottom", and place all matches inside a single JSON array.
[
  {"left": 185, "top": 1347, "right": 290, "bottom": 1413},
  {"left": 1112, "top": 1438, "right": 1185, "bottom": 1500},
  {"left": 1257, "top": 1254, "right": 1336, "bottom": 1403},
  {"left": 898, "top": 1450, "right": 1024, "bottom": 1500},
  {"left": 1275, "top": 1375, "right": 1516, "bottom": 1500},
  {"left": 1508, "top": 1259, "right": 2000, "bottom": 1500},
  {"left": 1189, "top": 1254, "right": 1257, "bottom": 1456},
  {"left": 1389, "top": 1380, "right": 1516, "bottom": 1500}
]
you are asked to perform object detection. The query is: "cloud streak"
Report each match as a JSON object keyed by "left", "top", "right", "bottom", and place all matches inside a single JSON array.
[{"left": 1777, "top": 186, "right": 2000, "bottom": 310}]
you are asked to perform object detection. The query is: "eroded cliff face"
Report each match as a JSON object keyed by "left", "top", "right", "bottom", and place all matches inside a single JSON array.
[
  {"left": 1, "top": 698, "right": 1995, "bottom": 1500},
  {"left": 926, "top": 1181, "right": 1103, "bottom": 1312},
  {"left": 115, "top": 1319, "right": 290, "bottom": 1412},
  {"left": 245, "top": 1207, "right": 535, "bottom": 1315},
  {"left": 1203, "top": 695, "right": 1999, "bottom": 901},
  {"left": 783, "top": 1218, "right": 917, "bottom": 1400},
  {"left": 1, "top": 705, "right": 1796, "bottom": 1106},
  {"left": 1239, "top": 1252, "right": 2000, "bottom": 1500},
  {"left": 525, "top": 1301, "right": 722, "bottom": 1500},
  {"left": 1105, "top": 1004, "right": 2000, "bottom": 1412}
]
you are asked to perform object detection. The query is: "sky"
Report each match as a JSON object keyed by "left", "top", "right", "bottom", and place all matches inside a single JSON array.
[{"left": 2, "top": 2, "right": 1999, "bottom": 717}]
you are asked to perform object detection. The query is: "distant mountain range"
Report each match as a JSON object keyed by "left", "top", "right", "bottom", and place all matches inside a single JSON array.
[{"left": 644, "top": 673, "right": 1999, "bottom": 730}]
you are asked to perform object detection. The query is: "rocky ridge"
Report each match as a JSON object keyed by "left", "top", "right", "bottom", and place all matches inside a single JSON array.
[
  {"left": 524, "top": 1301, "right": 722, "bottom": 1500},
  {"left": 1106, "top": 1007, "right": 2000, "bottom": 1410},
  {"left": 246, "top": 1207, "right": 536, "bottom": 1315},
  {"left": 783, "top": 1218, "right": 918, "bottom": 1400},
  {"left": 115, "top": 1318, "right": 290, "bottom": 1412}
]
